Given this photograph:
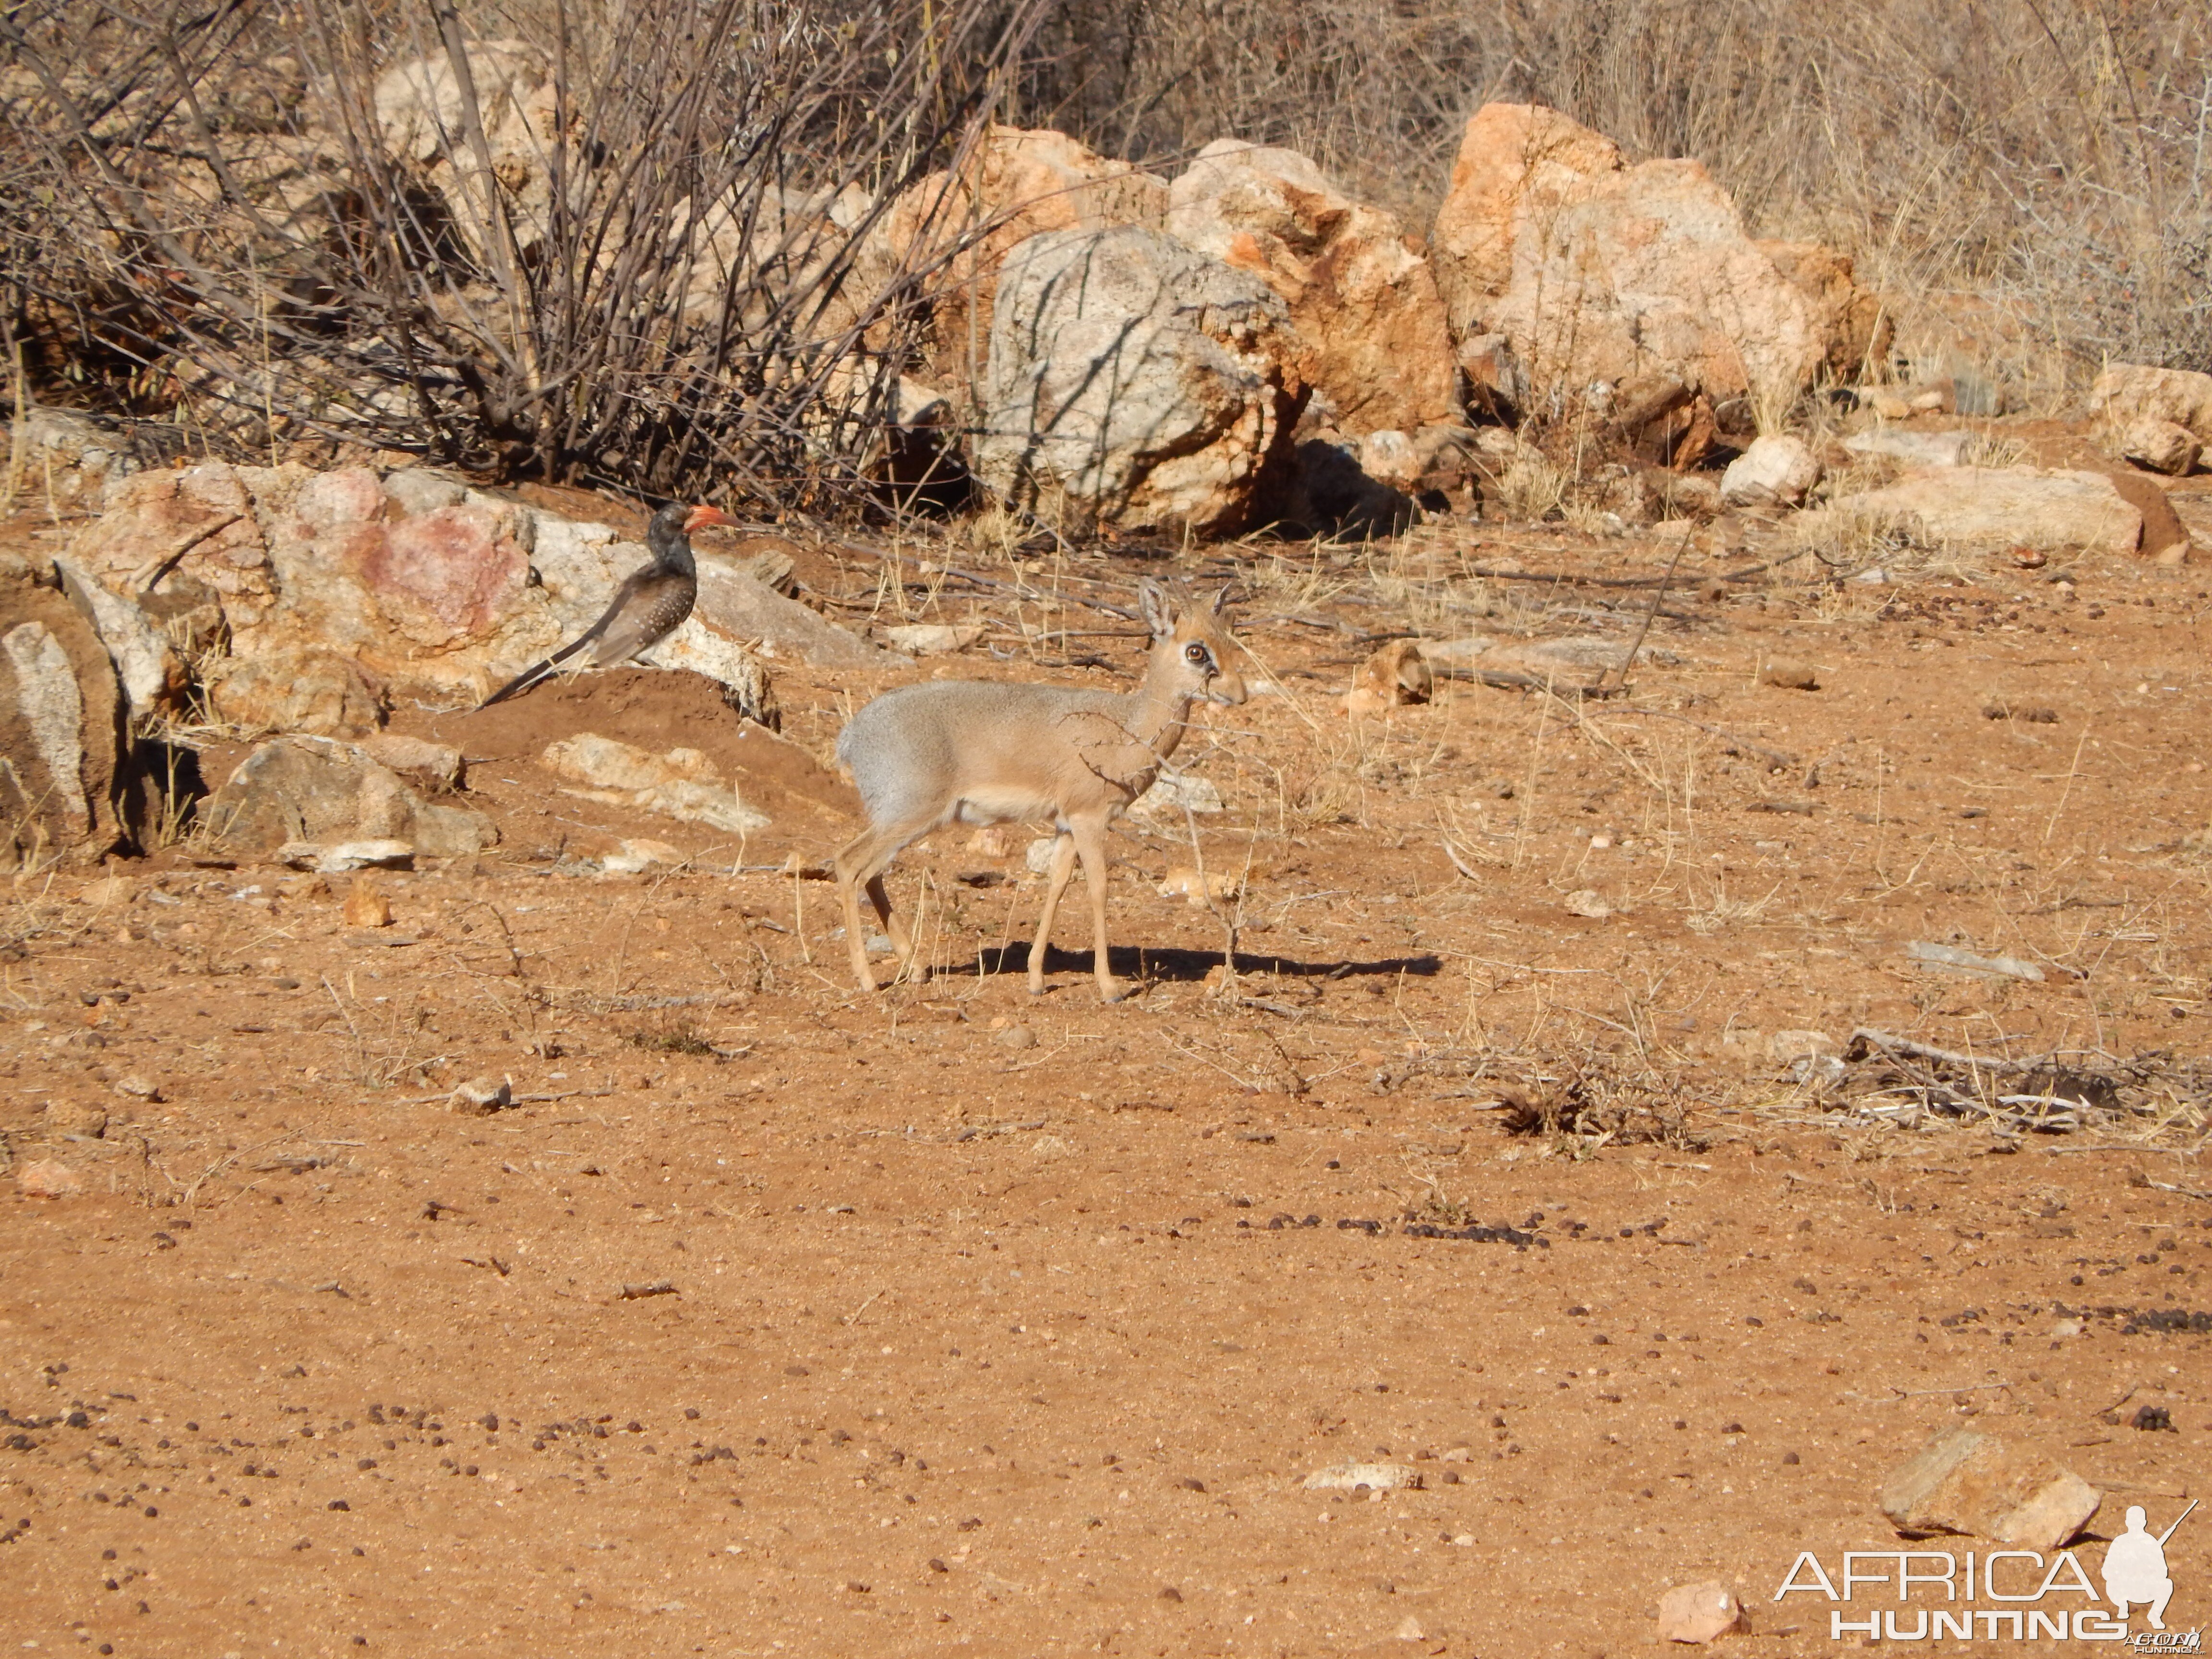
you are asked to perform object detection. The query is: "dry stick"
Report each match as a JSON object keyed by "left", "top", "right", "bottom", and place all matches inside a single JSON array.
[
  {"left": 1588, "top": 707, "right": 1799, "bottom": 769},
  {"left": 2043, "top": 727, "right": 2092, "bottom": 844},
  {"left": 1603, "top": 527, "right": 1694, "bottom": 692},
  {"left": 1, "top": 321, "right": 24, "bottom": 520}
]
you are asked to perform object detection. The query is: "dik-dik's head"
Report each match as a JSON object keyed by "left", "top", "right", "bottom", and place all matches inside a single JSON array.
[{"left": 1139, "top": 578, "right": 1246, "bottom": 707}]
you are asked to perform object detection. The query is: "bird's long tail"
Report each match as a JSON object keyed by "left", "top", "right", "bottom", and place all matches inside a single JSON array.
[{"left": 476, "top": 633, "right": 594, "bottom": 710}]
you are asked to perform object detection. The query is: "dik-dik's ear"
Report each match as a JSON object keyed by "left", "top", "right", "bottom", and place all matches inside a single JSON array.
[
  {"left": 1138, "top": 578, "right": 1174, "bottom": 639},
  {"left": 1210, "top": 586, "right": 1235, "bottom": 619}
]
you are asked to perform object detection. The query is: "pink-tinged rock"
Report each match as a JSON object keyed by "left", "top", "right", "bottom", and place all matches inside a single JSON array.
[
  {"left": 1431, "top": 104, "right": 1871, "bottom": 412},
  {"left": 363, "top": 505, "right": 530, "bottom": 638},
  {"left": 1169, "top": 141, "right": 1457, "bottom": 436},
  {"left": 17, "top": 1158, "right": 86, "bottom": 1198},
  {"left": 1657, "top": 1581, "right": 1743, "bottom": 1644},
  {"left": 1878, "top": 1427, "right": 2102, "bottom": 1550}
]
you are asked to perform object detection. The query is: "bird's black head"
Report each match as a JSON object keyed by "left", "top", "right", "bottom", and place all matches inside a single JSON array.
[{"left": 645, "top": 502, "right": 731, "bottom": 573}]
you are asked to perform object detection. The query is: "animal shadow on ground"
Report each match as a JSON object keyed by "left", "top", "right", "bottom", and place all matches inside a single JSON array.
[{"left": 969, "top": 943, "right": 1443, "bottom": 985}]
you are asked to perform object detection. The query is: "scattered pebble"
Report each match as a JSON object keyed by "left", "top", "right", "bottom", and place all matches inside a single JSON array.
[
  {"left": 16, "top": 1159, "right": 85, "bottom": 1199},
  {"left": 1657, "top": 1580, "right": 1743, "bottom": 1644}
]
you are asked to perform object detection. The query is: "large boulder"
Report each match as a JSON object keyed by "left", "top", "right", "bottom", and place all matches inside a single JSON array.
[
  {"left": 975, "top": 226, "right": 1305, "bottom": 535},
  {"left": 1167, "top": 141, "right": 1457, "bottom": 436},
  {"left": 0, "top": 556, "right": 134, "bottom": 870},
  {"left": 2088, "top": 364, "right": 2212, "bottom": 443},
  {"left": 862, "top": 125, "right": 1168, "bottom": 394},
  {"left": 1802, "top": 468, "right": 2154, "bottom": 561},
  {"left": 1430, "top": 104, "right": 1877, "bottom": 414}
]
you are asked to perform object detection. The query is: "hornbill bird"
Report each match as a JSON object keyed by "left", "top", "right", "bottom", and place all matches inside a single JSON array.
[{"left": 478, "top": 502, "right": 733, "bottom": 709}]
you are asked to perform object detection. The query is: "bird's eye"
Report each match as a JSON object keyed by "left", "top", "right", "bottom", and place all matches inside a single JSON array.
[{"left": 1184, "top": 643, "right": 1209, "bottom": 665}]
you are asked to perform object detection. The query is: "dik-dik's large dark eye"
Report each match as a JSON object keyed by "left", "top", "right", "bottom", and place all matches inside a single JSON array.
[{"left": 1184, "top": 643, "right": 1210, "bottom": 666}]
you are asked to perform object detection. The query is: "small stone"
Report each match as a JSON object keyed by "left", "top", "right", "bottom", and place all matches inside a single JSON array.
[
  {"left": 112, "top": 1074, "right": 159, "bottom": 1102},
  {"left": 1394, "top": 1614, "right": 1427, "bottom": 1641},
  {"left": 1657, "top": 1580, "right": 1743, "bottom": 1644},
  {"left": 2049, "top": 1317, "right": 2083, "bottom": 1339},
  {"left": 965, "top": 825, "right": 1015, "bottom": 858},
  {"left": 342, "top": 878, "right": 392, "bottom": 929},
  {"left": 992, "top": 1025, "right": 1038, "bottom": 1050},
  {"left": 1158, "top": 1585, "right": 1184, "bottom": 1603},
  {"left": 599, "top": 839, "right": 688, "bottom": 876},
  {"left": 1877, "top": 1426, "right": 2100, "bottom": 1549},
  {"left": 1563, "top": 890, "right": 1611, "bottom": 919},
  {"left": 2117, "top": 417, "right": 2200, "bottom": 477},
  {"left": 16, "top": 1158, "right": 85, "bottom": 1198},
  {"left": 447, "top": 1077, "right": 513, "bottom": 1116},
  {"left": 1767, "top": 1031, "right": 1838, "bottom": 1065},
  {"left": 1759, "top": 660, "right": 1819, "bottom": 690},
  {"left": 1719, "top": 435, "right": 1821, "bottom": 508},
  {"left": 46, "top": 1099, "right": 108, "bottom": 1137},
  {"left": 1156, "top": 866, "right": 1239, "bottom": 907}
]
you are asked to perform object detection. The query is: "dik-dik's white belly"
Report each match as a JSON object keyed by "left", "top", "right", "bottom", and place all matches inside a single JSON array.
[{"left": 951, "top": 786, "right": 1061, "bottom": 827}]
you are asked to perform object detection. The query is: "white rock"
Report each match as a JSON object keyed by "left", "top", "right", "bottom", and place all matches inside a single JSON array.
[
  {"left": 1719, "top": 434, "right": 1820, "bottom": 508},
  {"left": 1302, "top": 1461, "right": 1420, "bottom": 1492},
  {"left": 1842, "top": 428, "right": 1972, "bottom": 468},
  {"left": 599, "top": 838, "right": 690, "bottom": 876},
  {"left": 541, "top": 733, "right": 768, "bottom": 835},
  {"left": 1768, "top": 1029, "right": 1840, "bottom": 1063},
  {"left": 1803, "top": 467, "right": 2143, "bottom": 560},
  {"left": 53, "top": 559, "right": 180, "bottom": 718},
  {"left": 2, "top": 621, "right": 90, "bottom": 840},
  {"left": 276, "top": 838, "right": 415, "bottom": 874}
]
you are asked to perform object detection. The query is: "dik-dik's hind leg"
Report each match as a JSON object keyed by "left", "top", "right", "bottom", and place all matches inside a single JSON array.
[
  {"left": 1026, "top": 832, "right": 1078, "bottom": 994},
  {"left": 863, "top": 874, "right": 921, "bottom": 982},
  {"left": 834, "top": 820, "right": 924, "bottom": 993},
  {"left": 1068, "top": 814, "right": 1124, "bottom": 1003}
]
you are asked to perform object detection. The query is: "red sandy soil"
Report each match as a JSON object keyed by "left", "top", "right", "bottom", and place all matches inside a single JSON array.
[{"left": 3, "top": 457, "right": 2209, "bottom": 1658}]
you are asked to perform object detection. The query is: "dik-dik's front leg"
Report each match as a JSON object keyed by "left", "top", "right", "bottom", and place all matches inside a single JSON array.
[
  {"left": 1068, "top": 814, "right": 1124, "bottom": 1002},
  {"left": 1027, "top": 831, "right": 1077, "bottom": 995}
]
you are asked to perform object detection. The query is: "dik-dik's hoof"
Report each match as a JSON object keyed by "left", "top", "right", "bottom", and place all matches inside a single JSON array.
[{"left": 1096, "top": 977, "right": 1130, "bottom": 1004}]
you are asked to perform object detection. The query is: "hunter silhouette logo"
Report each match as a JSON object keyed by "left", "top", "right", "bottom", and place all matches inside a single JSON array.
[{"left": 2106, "top": 1501, "right": 2193, "bottom": 1634}]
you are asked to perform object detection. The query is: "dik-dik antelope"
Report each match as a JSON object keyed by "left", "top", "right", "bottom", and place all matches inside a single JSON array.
[{"left": 832, "top": 579, "right": 1245, "bottom": 1001}]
